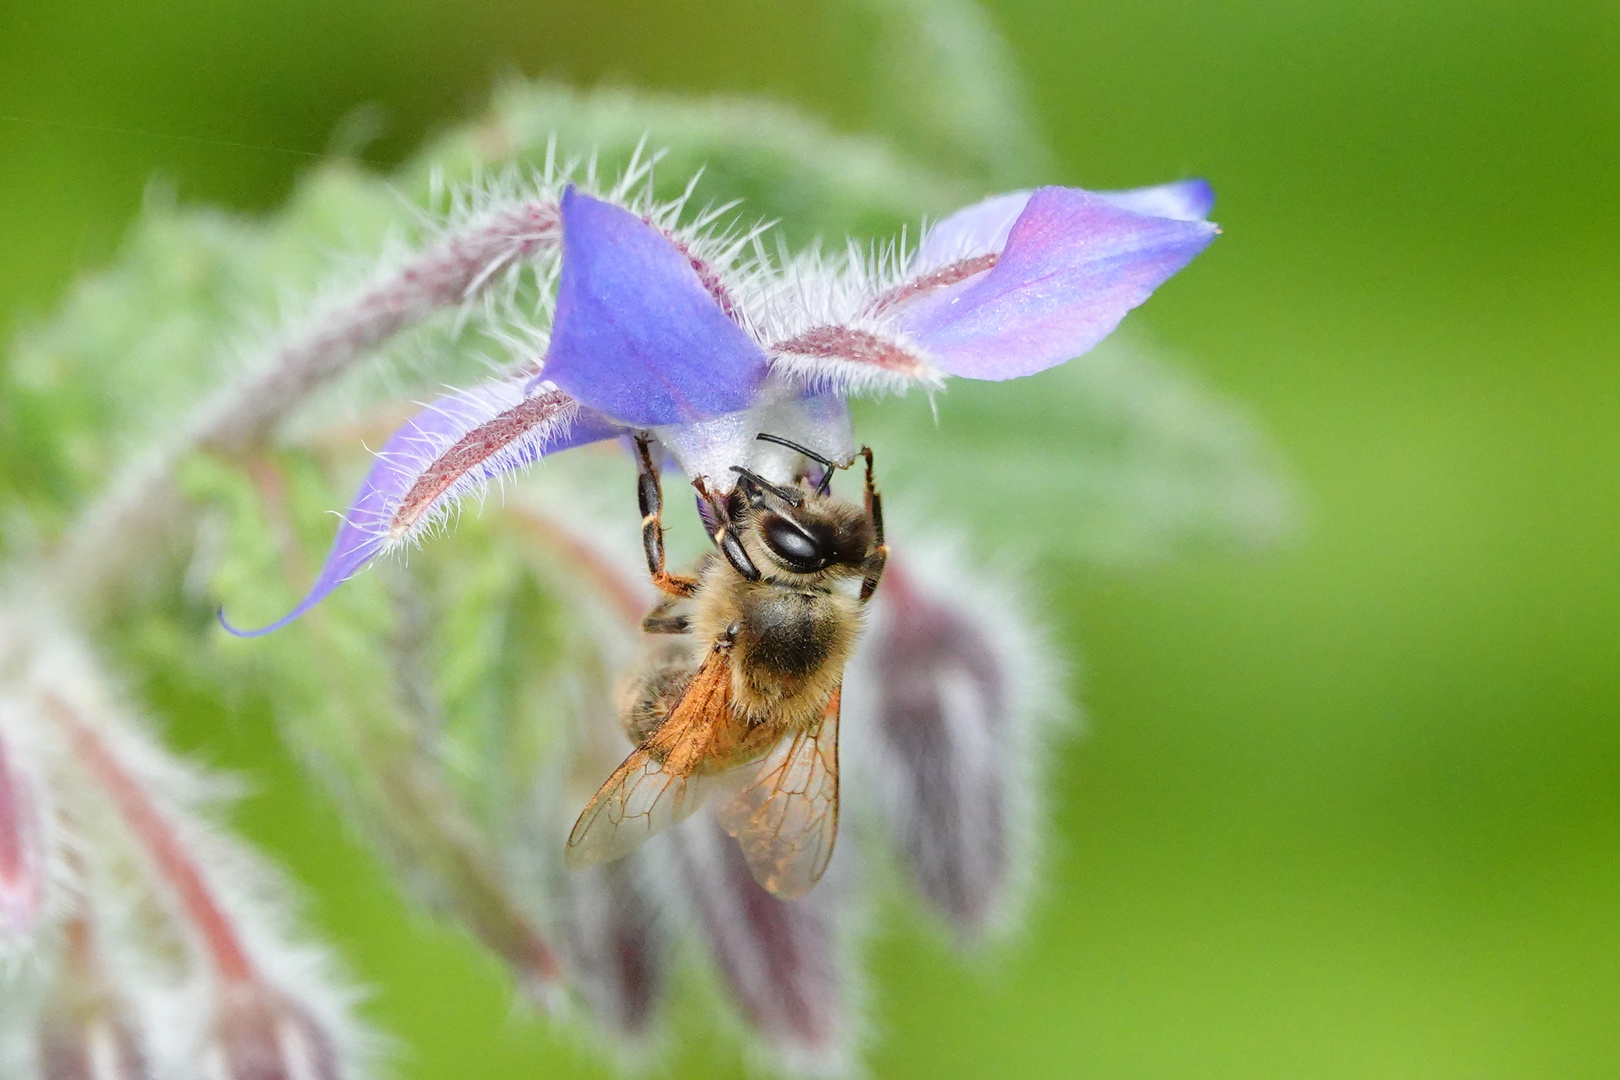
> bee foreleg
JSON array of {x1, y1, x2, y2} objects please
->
[
  {"x1": 692, "y1": 476, "x2": 762, "y2": 582},
  {"x1": 635, "y1": 434, "x2": 700, "y2": 598},
  {"x1": 859, "y1": 446, "x2": 888, "y2": 603}
]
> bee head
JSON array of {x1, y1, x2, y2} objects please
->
[{"x1": 727, "y1": 467, "x2": 874, "y2": 581}]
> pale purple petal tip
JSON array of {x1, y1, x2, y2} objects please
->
[
  {"x1": 1097, "y1": 177, "x2": 1216, "y2": 221},
  {"x1": 541, "y1": 187, "x2": 769, "y2": 427},
  {"x1": 220, "y1": 380, "x2": 622, "y2": 637},
  {"x1": 900, "y1": 185, "x2": 1218, "y2": 381},
  {"x1": 914, "y1": 189, "x2": 1033, "y2": 273}
]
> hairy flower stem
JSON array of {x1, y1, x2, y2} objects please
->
[
  {"x1": 43, "y1": 692, "x2": 257, "y2": 984},
  {"x1": 370, "y1": 757, "x2": 565, "y2": 991},
  {"x1": 53, "y1": 199, "x2": 563, "y2": 611}
]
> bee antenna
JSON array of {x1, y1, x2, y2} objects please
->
[
  {"x1": 730, "y1": 466, "x2": 804, "y2": 507},
  {"x1": 755, "y1": 431, "x2": 838, "y2": 471}
]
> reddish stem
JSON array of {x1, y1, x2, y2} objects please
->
[
  {"x1": 206, "y1": 201, "x2": 561, "y2": 455},
  {"x1": 44, "y1": 694, "x2": 256, "y2": 984}
]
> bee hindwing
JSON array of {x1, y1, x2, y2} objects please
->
[
  {"x1": 715, "y1": 687, "x2": 842, "y2": 900},
  {"x1": 566, "y1": 646, "x2": 736, "y2": 868}
]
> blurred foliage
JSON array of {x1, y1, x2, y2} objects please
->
[{"x1": 1, "y1": 0, "x2": 1617, "y2": 1077}]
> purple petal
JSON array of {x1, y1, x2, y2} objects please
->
[
  {"x1": 559, "y1": 857, "x2": 667, "y2": 1037},
  {"x1": 898, "y1": 186, "x2": 1218, "y2": 380},
  {"x1": 221, "y1": 378, "x2": 622, "y2": 636},
  {"x1": 913, "y1": 190, "x2": 1032, "y2": 274},
  {"x1": 1096, "y1": 178, "x2": 1216, "y2": 222},
  {"x1": 0, "y1": 727, "x2": 43, "y2": 935},
  {"x1": 671, "y1": 816, "x2": 850, "y2": 1065},
  {"x1": 540, "y1": 188, "x2": 769, "y2": 427}
]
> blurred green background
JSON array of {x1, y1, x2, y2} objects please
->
[{"x1": 3, "y1": 0, "x2": 1617, "y2": 1077}]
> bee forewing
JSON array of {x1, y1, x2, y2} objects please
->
[
  {"x1": 565, "y1": 748, "x2": 717, "y2": 869},
  {"x1": 715, "y1": 689, "x2": 841, "y2": 900},
  {"x1": 567, "y1": 644, "x2": 735, "y2": 868}
]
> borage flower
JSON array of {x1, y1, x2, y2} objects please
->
[
  {"x1": 225, "y1": 177, "x2": 1216, "y2": 632},
  {"x1": 219, "y1": 172, "x2": 1216, "y2": 1070}
]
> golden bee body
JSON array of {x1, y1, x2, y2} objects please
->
[{"x1": 566, "y1": 438, "x2": 887, "y2": 899}]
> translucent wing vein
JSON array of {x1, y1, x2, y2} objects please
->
[
  {"x1": 715, "y1": 689, "x2": 841, "y2": 900},
  {"x1": 566, "y1": 647, "x2": 735, "y2": 867}
]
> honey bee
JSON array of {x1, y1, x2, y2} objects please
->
[{"x1": 565, "y1": 432, "x2": 887, "y2": 899}]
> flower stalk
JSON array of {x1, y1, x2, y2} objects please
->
[
  {"x1": 45, "y1": 693, "x2": 257, "y2": 985},
  {"x1": 52, "y1": 195, "x2": 567, "y2": 613}
]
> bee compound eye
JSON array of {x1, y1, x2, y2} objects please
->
[{"x1": 759, "y1": 513, "x2": 832, "y2": 572}]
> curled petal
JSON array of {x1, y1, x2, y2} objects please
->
[
  {"x1": 898, "y1": 186, "x2": 1218, "y2": 380},
  {"x1": 559, "y1": 857, "x2": 667, "y2": 1038},
  {"x1": 541, "y1": 187, "x2": 769, "y2": 427},
  {"x1": 913, "y1": 190, "x2": 1032, "y2": 275},
  {"x1": 670, "y1": 816, "x2": 852, "y2": 1069},
  {"x1": 0, "y1": 719, "x2": 44, "y2": 938},
  {"x1": 221, "y1": 378, "x2": 621, "y2": 636}
]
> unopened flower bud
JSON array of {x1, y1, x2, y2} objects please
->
[
  {"x1": 38, "y1": 1009, "x2": 149, "y2": 1080},
  {"x1": 38, "y1": 991, "x2": 150, "y2": 1080},
  {"x1": 671, "y1": 816, "x2": 850, "y2": 1068},
  {"x1": 37, "y1": 919, "x2": 151, "y2": 1080},
  {"x1": 855, "y1": 556, "x2": 1053, "y2": 937},
  {"x1": 559, "y1": 857, "x2": 666, "y2": 1037},
  {"x1": 204, "y1": 982, "x2": 342, "y2": 1080}
]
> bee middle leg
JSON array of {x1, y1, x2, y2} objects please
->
[{"x1": 640, "y1": 593, "x2": 691, "y2": 635}]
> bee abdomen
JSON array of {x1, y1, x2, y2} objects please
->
[{"x1": 622, "y1": 654, "x2": 693, "y2": 745}]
